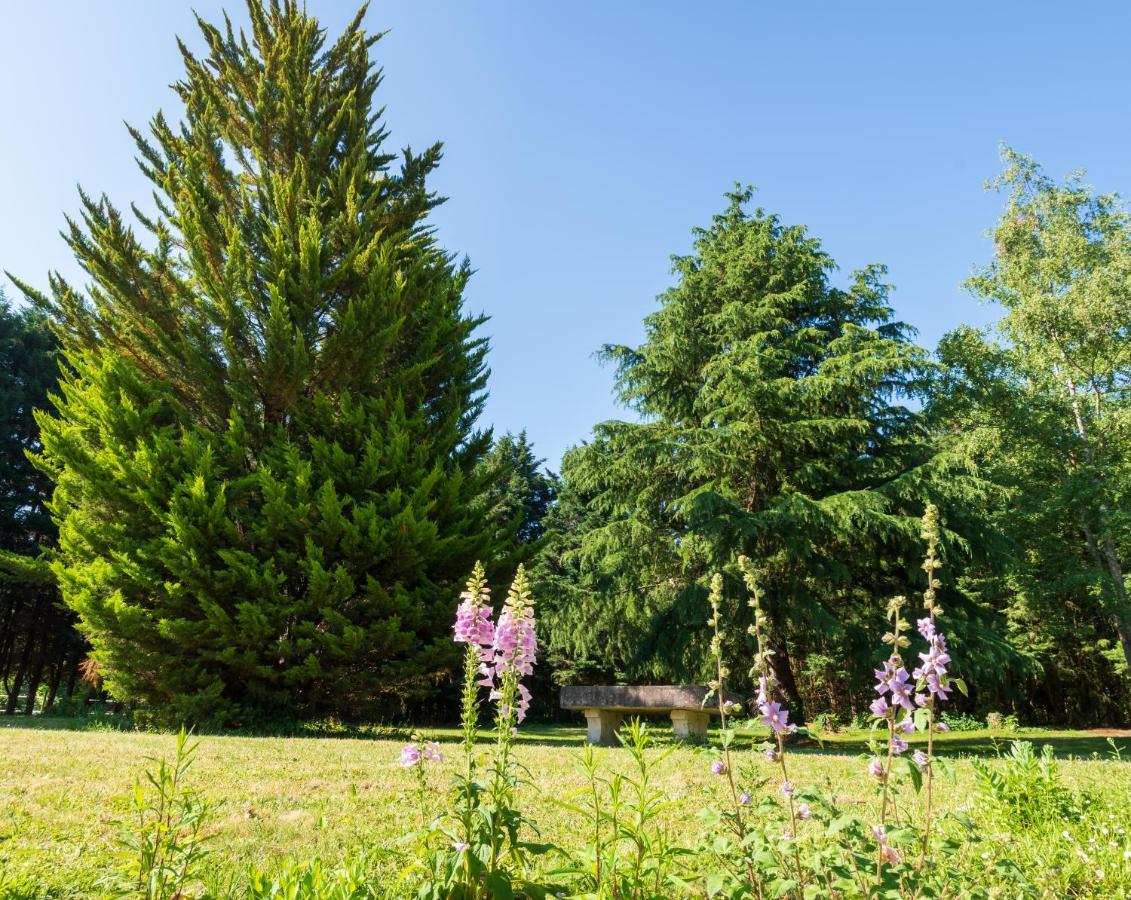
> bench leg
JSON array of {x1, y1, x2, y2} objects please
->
[
  {"x1": 670, "y1": 709, "x2": 710, "y2": 740},
  {"x1": 582, "y1": 708, "x2": 624, "y2": 746}
]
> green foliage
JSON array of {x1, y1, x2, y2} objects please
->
[
  {"x1": 555, "y1": 719, "x2": 688, "y2": 898},
  {"x1": 247, "y1": 856, "x2": 377, "y2": 899},
  {"x1": 939, "y1": 712, "x2": 984, "y2": 733},
  {"x1": 541, "y1": 188, "x2": 993, "y2": 716},
  {"x1": 0, "y1": 294, "x2": 85, "y2": 717},
  {"x1": 930, "y1": 146, "x2": 1131, "y2": 724},
  {"x1": 103, "y1": 727, "x2": 210, "y2": 899},
  {"x1": 18, "y1": 1, "x2": 511, "y2": 725},
  {"x1": 971, "y1": 741, "x2": 1074, "y2": 828}
]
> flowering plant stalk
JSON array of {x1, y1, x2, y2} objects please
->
[
  {"x1": 401, "y1": 563, "x2": 552, "y2": 899},
  {"x1": 913, "y1": 504, "x2": 966, "y2": 866},
  {"x1": 739, "y1": 556, "x2": 803, "y2": 884},
  {"x1": 484, "y1": 565, "x2": 537, "y2": 873},
  {"x1": 865, "y1": 504, "x2": 967, "y2": 886},
  {"x1": 868, "y1": 594, "x2": 914, "y2": 870},
  {"x1": 704, "y1": 572, "x2": 757, "y2": 887}
]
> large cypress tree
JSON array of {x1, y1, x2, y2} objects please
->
[
  {"x1": 14, "y1": 2, "x2": 502, "y2": 725},
  {"x1": 543, "y1": 190, "x2": 994, "y2": 716}
]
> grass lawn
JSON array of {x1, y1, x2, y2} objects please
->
[{"x1": 1, "y1": 717, "x2": 1129, "y2": 896}]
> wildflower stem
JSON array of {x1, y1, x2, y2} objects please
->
[
  {"x1": 919, "y1": 504, "x2": 943, "y2": 869},
  {"x1": 706, "y1": 573, "x2": 757, "y2": 889}
]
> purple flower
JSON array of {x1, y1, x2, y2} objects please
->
[
  {"x1": 488, "y1": 584, "x2": 539, "y2": 722},
  {"x1": 898, "y1": 715, "x2": 916, "y2": 735},
  {"x1": 871, "y1": 823, "x2": 901, "y2": 864},
  {"x1": 890, "y1": 737, "x2": 908, "y2": 755},
  {"x1": 870, "y1": 696, "x2": 890, "y2": 718},
  {"x1": 711, "y1": 759, "x2": 728, "y2": 776},
  {"x1": 760, "y1": 700, "x2": 796, "y2": 735},
  {"x1": 400, "y1": 743, "x2": 422, "y2": 767},
  {"x1": 917, "y1": 617, "x2": 935, "y2": 640},
  {"x1": 868, "y1": 757, "x2": 885, "y2": 781},
  {"x1": 739, "y1": 792, "x2": 752, "y2": 806},
  {"x1": 935, "y1": 721, "x2": 950, "y2": 733},
  {"x1": 763, "y1": 747, "x2": 779, "y2": 763},
  {"x1": 797, "y1": 802, "x2": 811, "y2": 820},
  {"x1": 756, "y1": 675, "x2": 771, "y2": 706},
  {"x1": 913, "y1": 749, "x2": 929, "y2": 770},
  {"x1": 780, "y1": 780, "x2": 793, "y2": 797},
  {"x1": 453, "y1": 841, "x2": 469, "y2": 853},
  {"x1": 422, "y1": 741, "x2": 443, "y2": 763}
]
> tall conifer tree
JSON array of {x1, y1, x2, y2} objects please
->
[
  {"x1": 544, "y1": 190, "x2": 990, "y2": 714},
  {"x1": 15, "y1": 2, "x2": 501, "y2": 724}
]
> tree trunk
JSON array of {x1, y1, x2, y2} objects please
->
[
  {"x1": 770, "y1": 642, "x2": 805, "y2": 723},
  {"x1": 22, "y1": 623, "x2": 48, "y2": 716},
  {"x1": 1060, "y1": 362, "x2": 1131, "y2": 671},
  {"x1": 44, "y1": 655, "x2": 65, "y2": 712},
  {"x1": 4, "y1": 631, "x2": 32, "y2": 715}
]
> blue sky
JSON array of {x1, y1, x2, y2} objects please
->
[{"x1": 2, "y1": 2, "x2": 1129, "y2": 468}]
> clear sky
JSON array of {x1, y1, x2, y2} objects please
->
[{"x1": 2, "y1": 2, "x2": 1130, "y2": 468}]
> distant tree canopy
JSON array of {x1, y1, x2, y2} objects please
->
[
  {"x1": 538, "y1": 189, "x2": 1003, "y2": 719},
  {"x1": 928, "y1": 148, "x2": 1131, "y2": 724},
  {"x1": 0, "y1": 294, "x2": 85, "y2": 715},
  {"x1": 16, "y1": 1, "x2": 522, "y2": 726}
]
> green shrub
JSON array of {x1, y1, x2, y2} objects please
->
[{"x1": 971, "y1": 740, "x2": 1074, "y2": 827}]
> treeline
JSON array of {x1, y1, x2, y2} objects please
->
[
  {"x1": 2, "y1": 1, "x2": 1129, "y2": 728},
  {"x1": 0, "y1": 298, "x2": 87, "y2": 714}
]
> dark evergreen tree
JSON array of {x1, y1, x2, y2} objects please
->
[
  {"x1": 542, "y1": 190, "x2": 996, "y2": 718},
  {"x1": 478, "y1": 431, "x2": 557, "y2": 549},
  {"x1": 13, "y1": 2, "x2": 507, "y2": 725},
  {"x1": 0, "y1": 293, "x2": 85, "y2": 714}
]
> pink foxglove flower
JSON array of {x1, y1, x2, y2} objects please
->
[{"x1": 488, "y1": 569, "x2": 539, "y2": 722}]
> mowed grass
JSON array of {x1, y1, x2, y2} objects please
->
[{"x1": 1, "y1": 718, "x2": 1129, "y2": 896}]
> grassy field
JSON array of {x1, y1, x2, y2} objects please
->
[{"x1": 1, "y1": 718, "x2": 1129, "y2": 896}]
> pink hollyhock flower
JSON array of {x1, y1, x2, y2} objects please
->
[
  {"x1": 422, "y1": 741, "x2": 443, "y2": 763},
  {"x1": 400, "y1": 743, "x2": 422, "y2": 767}
]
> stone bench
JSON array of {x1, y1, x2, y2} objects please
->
[{"x1": 560, "y1": 684, "x2": 737, "y2": 745}]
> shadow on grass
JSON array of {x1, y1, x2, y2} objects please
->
[{"x1": 3, "y1": 714, "x2": 1126, "y2": 759}]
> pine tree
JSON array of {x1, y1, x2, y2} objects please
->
[
  {"x1": 478, "y1": 431, "x2": 558, "y2": 549},
  {"x1": 13, "y1": 2, "x2": 504, "y2": 725},
  {"x1": 544, "y1": 190, "x2": 990, "y2": 716}
]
